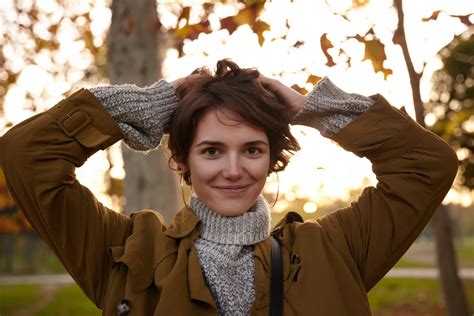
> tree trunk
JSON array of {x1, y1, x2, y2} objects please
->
[
  {"x1": 393, "y1": 1, "x2": 470, "y2": 315},
  {"x1": 108, "y1": 0, "x2": 181, "y2": 225},
  {"x1": 431, "y1": 204, "x2": 470, "y2": 315}
]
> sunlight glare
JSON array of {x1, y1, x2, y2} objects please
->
[
  {"x1": 424, "y1": 113, "x2": 437, "y2": 126},
  {"x1": 303, "y1": 202, "x2": 318, "y2": 214},
  {"x1": 273, "y1": 200, "x2": 288, "y2": 214}
]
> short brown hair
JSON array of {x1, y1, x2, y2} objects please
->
[{"x1": 168, "y1": 59, "x2": 300, "y2": 183}]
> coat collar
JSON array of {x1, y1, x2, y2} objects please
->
[
  {"x1": 110, "y1": 211, "x2": 169, "y2": 292},
  {"x1": 110, "y1": 207, "x2": 202, "y2": 293},
  {"x1": 168, "y1": 207, "x2": 215, "y2": 306},
  {"x1": 187, "y1": 245, "x2": 216, "y2": 307},
  {"x1": 164, "y1": 206, "x2": 201, "y2": 239}
]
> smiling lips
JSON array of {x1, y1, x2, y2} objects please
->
[{"x1": 214, "y1": 185, "x2": 251, "y2": 195}]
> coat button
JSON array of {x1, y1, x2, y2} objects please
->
[
  {"x1": 291, "y1": 254, "x2": 300, "y2": 264},
  {"x1": 117, "y1": 299, "x2": 131, "y2": 316}
]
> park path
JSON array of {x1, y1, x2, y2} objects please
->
[
  {"x1": 8, "y1": 283, "x2": 65, "y2": 316},
  {"x1": 0, "y1": 274, "x2": 74, "y2": 285},
  {"x1": 1, "y1": 267, "x2": 474, "y2": 285}
]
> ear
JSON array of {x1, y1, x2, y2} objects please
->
[{"x1": 174, "y1": 158, "x2": 188, "y2": 174}]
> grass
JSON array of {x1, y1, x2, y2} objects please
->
[
  {"x1": 368, "y1": 277, "x2": 474, "y2": 315},
  {"x1": 36, "y1": 284, "x2": 101, "y2": 316},
  {"x1": 0, "y1": 284, "x2": 100, "y2": 316},
  {"x1": 0, "y1": 284, "x2": 42, "y2": 315},
  {"x1": 455, "y1": 237, "x2": 474, "y2": 266},
  {"x1": 394, "y1": 258, "x2": 434, "y2": 268}
]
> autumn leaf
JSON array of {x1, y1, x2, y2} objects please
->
[
  {"x1": 203, "y1": 2, "x2": 214, "y2": 13},
  {"x1": 173, "y1": 6, "x2": 217, "y2": 41},
  {"x1": 178, "y1": 6, "x2": 191, "y2": 24},
  {"x1": 220, "y1": 16, "x2": 239, "y2": 34},
  {"x1": 291, "y1": 84, "x2": 307, "y2": 95},
  {"x1": 320, "y1": 33, "x2": 336, "y2": 67},
  {"x1": 422, "y1": 10, "x2": 441, "y2": 22},
  {"x1": 176, "y1": 20, "x2": 212, "y2": 40},
  {"x1": 342, "y1": 29, "x2": 389, "y2": 76},
  {"x1": 454, "y1": 14, "x2": 474, "y2": 27},
  {"x1": 242, "y1": 0, "x2": 267, "y2": 7},
  {"x1": 252, "y1": 20, "x2": 270, "y2": 45},
  {"x1": 392, "y1": 28, "x2": 404, "y2": 46},
  {"x1": 360, "y1": 38, "x2": 392, "y2": 78},
  {"x1": 220, "y1": 4, "x2": 269, "y2": 46},
  {"x1": 294, "y1": 41, "x2": 305, "y2": 48},
  {"x1": 352, "y1": 0, "x2": 369, "y2": 8},
  {"x1": 234, "y1": 6, "x2": 258, "y2": 25},
  {"x1": 307, "y1": 74, "x2": 322, "y2": 85},
  {"x1": 47, "y1": 24, "x2": 59, "y2": 34}
]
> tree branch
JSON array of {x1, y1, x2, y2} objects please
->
[{"x1": 393, "y1": 0, "x2": 424, "y2": 125}]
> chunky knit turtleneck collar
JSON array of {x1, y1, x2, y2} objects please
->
[{"x1": 190, "y1": 195, "x2": 271, "y2": 246}]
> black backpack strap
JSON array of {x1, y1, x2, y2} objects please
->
[
  {"x1": 270, "y1": 236, "x2": 283, "y2": 316},
  {"x1": 270, "y1": 211, "x2": 303, "y2": 316}
]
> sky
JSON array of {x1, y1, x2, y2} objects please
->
[{"x1": 1, "y1": 0, "x2": 473, "y2": 212}]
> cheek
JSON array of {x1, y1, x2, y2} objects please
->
[
  {"x1": 188, "y1": 158, "x2": 219, "y2": 183},
  {"x1": 248, "y1": 157, "x2": 271, "y2": 181}
]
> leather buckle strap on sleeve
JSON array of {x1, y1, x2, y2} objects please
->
[
  {"x1": 49, "y1": 101, "x2": 109, "y2": 149},
  {"x1": 47, "y1": 90, "x2": 118, "y2": 149},
  {"x1": 58, "y1": 109, "x2": 91, "y2": 137}
]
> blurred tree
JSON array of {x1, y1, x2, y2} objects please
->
[
  {"x1": 0, "y1": 0, "x2": 107, "y2": 128},
  {"x1": 425, "y1": 30, "x2": 474, "y2": 315},
  {"x1": 392, "y1": 2, "x2": 471, "y2": 314},
  {"x1": 427, "y1": 32, "x2": 474, "y2": 189},
  {"x1": 107, "y1": 0, "x2": 181, "y2": 224}
]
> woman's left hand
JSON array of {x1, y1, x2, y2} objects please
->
[{"x1": 259, "y1": 76, "x2": 307, "y2": 118}]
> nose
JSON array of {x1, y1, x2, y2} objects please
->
[{"x1": 222, "y1": 155, "x2": 243, "y2": 180}]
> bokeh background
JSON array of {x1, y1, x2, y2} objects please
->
[{"x1": 0, "y1": 0, "x2": 473, "y2": 315}]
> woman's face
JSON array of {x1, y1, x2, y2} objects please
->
[{"x1": 184, "y1": 108, "x2": 270, "y2": 216}]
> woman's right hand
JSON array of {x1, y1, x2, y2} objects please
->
[{"x1": 259, "y1": 75, "x2": 307, "y2": 118}]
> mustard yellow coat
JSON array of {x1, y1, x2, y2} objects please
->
[{"x1": 0, "y1": 89, "x2": 457, "y2": 315}]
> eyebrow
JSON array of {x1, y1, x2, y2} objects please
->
[{"x1": 195, "y1": 140, "x2": 269, "y2": 147}]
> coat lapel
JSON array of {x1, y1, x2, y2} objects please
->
[
  {"x1": 166, "y1": 207, "x2": 216, "y2": 307},
  {"x1": 110, "y1": 211, "x2": 167, "y2": 292},
  {"x1": 164, "y1": 206, "x2": 200, "y2": 239},
  {"x1": 187, "y1": 245, "x2": 216, "y2": 307},
  {"x1": 253, "y1": 239, "x2": 271, "y2": 309}
]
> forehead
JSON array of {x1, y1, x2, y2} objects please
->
[{"x1": 193, "y1": 109, "x2": 267, "y2": 143}]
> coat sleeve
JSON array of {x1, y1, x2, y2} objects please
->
[
  {"x1": 315, "y1": 94, "x2": 458, "y2": 291},
  {"x1": 0, "y1": 89, "x2": 131, "y2": 307}
]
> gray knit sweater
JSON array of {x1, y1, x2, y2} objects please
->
[{"x1": 89, "y1": 77, "x2": 374, "y2": 315}]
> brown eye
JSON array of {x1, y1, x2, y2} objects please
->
[
  {"x1": 204, "y1": 148, "x2": 218, "y2": 156},
  {"x1": 247, "y1": 147, "x2": 260, "y2": 156}
]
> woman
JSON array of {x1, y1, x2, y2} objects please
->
[{"x1": 0, "y1": 60, "x2": 457, "y2": 315}]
